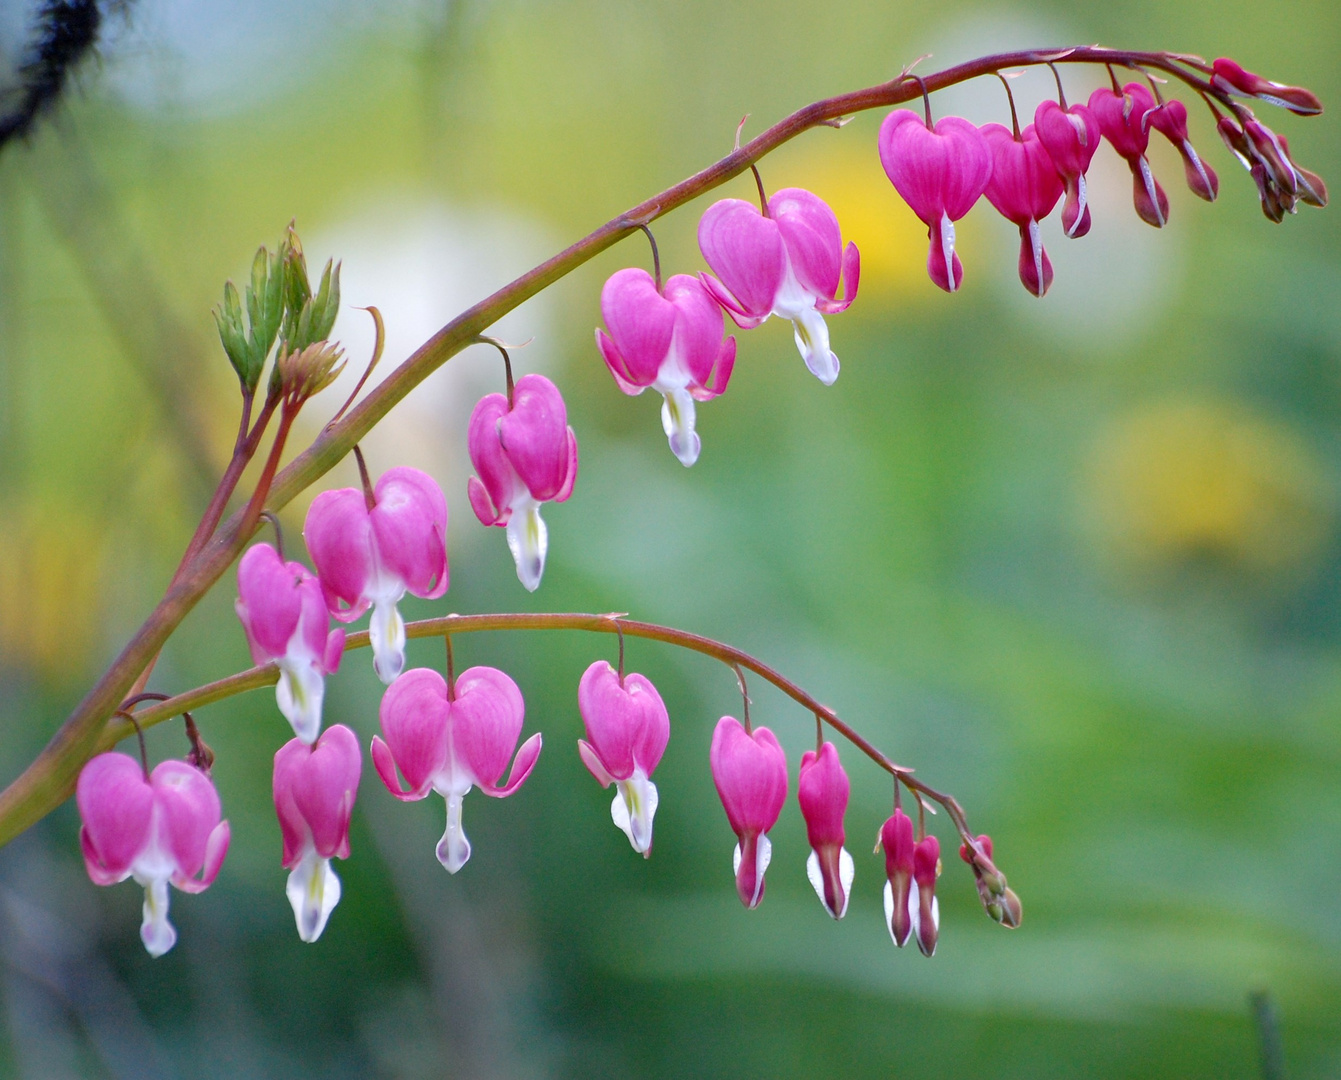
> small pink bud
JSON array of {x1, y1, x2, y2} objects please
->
[
  {"x1": 878, "y1": 110, "x2": 993, "y2": 292},
  {"x1": 709, "y1": 716, "x2": 788, "y2": 909},
  {"x1": 960, "y1": 832, "x2": 1022, "y2": 927},
  {"x1": 577, "y1": 660, "x2": 670, "y2": 855},
  {"x1": 912, "y1": 834, "x2": 941, "y2": 957},
  {"x1": 1211, "y1": 58, "x2": 1322, "y2": 116},
  {"x1": 467, "y1": 374, "x2": 578, "y2": 592},
  {"x1": 372, "y1": 666, "x2": 542, "y2": 873},
  {"x1": 797, "y1": 742, "x2": 852, "y2": 919},
  {"x1": 980, "y1": 123, "x2": 1064, "y2": 297},
  {"x1": 78, "y1": 752, "x2": 230, "y2": 957},
  {"x1": 596, "y1": 270, "x2": 735, "y2": 467},
  {"x1": 1033, "y1": 100, "x2": 1100, "y2": 238},
  {"x1": 304, "y1": 467, "x2": 448, "y2": 684},
  {"x1": 235, "y1": 543, "x2": 345, "y2": 744},
  {"x1": 697, "y1": 187, "x2": 859, "y2": 386},
  {"x1": 1089, "y1": 84, "x2": 1169, "y2": 228},
  {"x1": 878, "y1": 808, "x2": 915, "y2": 947},
  {"x1": 273, "y1": 724, "x2": 362, "y2": 942}
]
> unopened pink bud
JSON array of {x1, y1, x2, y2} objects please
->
[
  {"x1": 980, "y1": 123, "x2": 1063, "y2": 297},
  {"x1": 1148, "y1": 100, "x2": 1218, "y2": 202},
  {"x1": 709, "y1": 716, "x2": 787, "y2": 909},
  {"x1": 797, "y1": 742, "x2": 852, "y2": 919},
  {"x1": 1034, "y1": 100, "x2": 1100, "y2": 238},
  {"x1": 879, "y1": 808, "x2": 915, "y2": 947},
  {"x1": 912, "y1": 834, "x2": 941, "y2": 957},
  {"x1": 1211, "y1": 58, "x2": 1322, "y2": 116},
  {"x1": 1089, "y1": 84, "x2": 1169, "y2": 228}
]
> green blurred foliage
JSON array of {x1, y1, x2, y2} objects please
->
[{"x1": 0, "y1": 0, "x2": 1339, "y2": 1076}]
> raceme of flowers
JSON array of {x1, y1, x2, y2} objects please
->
[{"x1": 75, "y1": 53, "x2": 1318, "y2": 957}]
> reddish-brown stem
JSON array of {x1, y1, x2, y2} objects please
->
[
  {"x1": 238, "y1": 405, "x2": 297, "y2": 538},
  {"x1": 353, "y1": 445, "x2": 376, "y2": 510}
]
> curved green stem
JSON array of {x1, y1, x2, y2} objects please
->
[{"x1": 0, "y1": 47, "x2": 1250, "y2": 847}]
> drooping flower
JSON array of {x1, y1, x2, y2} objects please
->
[
  {"x1": 980, "y1": 122, "x2": 1065, "y2": 296},
  {"x1": 878, "y1": 109, "x2": 993, "y2": 292},
  {"x1": 709, "y1": 716, "x2": 788, "y2": 909},
  {"x1": 273, "y1": 724, "x2": 362, "y2": 943},
  {"x1": 1088, "y1": 83, "x2": 1169, "y2": 227},
  {"x1": 796, "y1": 741, "x2": 853, "y2": 919},
  {"x1": 235, "y1": 543, "x2": 346, "y2": 744},
  {"x1": 1147, "y1": 99, "x2": 1219, "y2": 202},
  {"x1": 1210, "y1": 58, "x2": 1322, "y2": 116},
  {"x1": 77, "y1": 753, "x2": 230, "y2": 957},
  {"x1": 371, "y1": 665, "x2": 542, "y2": 873},
  {"x1": 304, "y1": 467, "x2": 448, "y2": 685},
  {"x1": 696, "y1": 188, "x2": 858, "y2": 386},
  {"x1": 596, "y1": 270, "x2": 735, "y2": 467},
  {"x1": 878, "y1": 807, "x2": 915, "y2": 947},
  {"x1": 1033, "y1": 99, "x2": 1101, "y2": 238},
  {"x1": 467, "y1": 374, "x2": 578, "y2": 592},
  {"x1": 576, "y1": 659, "x2": 670, "y2": 855},
  {"x1": 912, "y1": 833, "x2": 941, "y2": 957}
]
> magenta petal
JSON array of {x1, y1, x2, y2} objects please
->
[
  {"x1": 378, "y1": 668, "x2": 450, "y2": 795},
  {"x1": 371, "y1": 467, "x2": 449, "y2": 600},
  {"x1": 235, "y1": 544, "x2": 304, "y2": 661},
  {"x1": 553, "y1": 428, "x2": 578, "y2": 504},
  {"x1": 467, "y1": 393, "x2": 517, "y2": 520},
  {"x1": 770, "y1": 187, "x2": 843, "y2": 301},
  {"x1": 371, "y1": 735, "x2": 430, "y2": 801},
  {"x1": 77, "y1": 752, "x2": 153, "y2": 881},
  {"x1": 599, "y1": 268, "x2": 676, "y2": 386},
  {"x1": 323, "y1": 629, "x2": 345, "y2": 675},
  {"x1": 151, "y1": 760, "x2": 223, "y2": 880},
  {"x1": 797, "y1": 742, "x2": 848, "y2": 849},
  {"x1": 467, "y1": 475, "x2": 504, "y2": 527},
  {"x1": 303, "y1": 488, "x2": 374, "y2": 620},
  {"x1": 880, "y1": 111, "x2": 992, "y2": 225},
  {"x1": 982, "y1": 123, "x2": 1063, "y2": 227},
  {"x1": 480, "y1": 731, "x2": 542, "y2": 797},
  {"x1": 450, "y1": 665, "x2": 526, "y2": 789},
  {"x1": 596, "y1": 328, "x2": 647, "y2": 395},
  {"x1": 499, "y1": 374, "x2": 573, "y2": 502},
  {"x1": 275, "y1": 724, "x2": 362, "y2": 864},
  {"x1": 663, "y1": 274, "x2": 727, "y2": 389},
  {"x1": 697, "y1": 198, "x2": 784, "y2": 318},
  {"x1": 690, "y1": 335, "x2": 736, "y2": 401},
  {"x1": 817, "y1": 241, "x2": 860, "y2": 314},
  {"x1": 577, "y1": 739, "x2": 616, "y2": 787},
  {"x1": 577, "y1": 661, "x2": 670, "y2": 781},
  {"x1": 709, "y1": 716, "x2": 788, "y2": 836},
  {"x1": 294, "y1": 570, "x2": 333, "y2": 664},
  {"x1": 174, "y1": 820, "x2": 230, "y2": 894},
  {"x1": 1033, "y1": 100, "x2": 1100, "y2": 179},
  {"x1": 1089, "y1": 84, "x2": 1156, "y2": 161},
  {"x1": 698, "y1": 272, "x2": 764, "y2": 329}
]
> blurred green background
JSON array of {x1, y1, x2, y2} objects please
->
[{"x1": 0, "y1": 0, "x2": 1338, "y2": 1076}]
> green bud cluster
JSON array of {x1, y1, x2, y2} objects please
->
[{"x1": 213, "y1": 225, "x2": 342, "y2": 396}]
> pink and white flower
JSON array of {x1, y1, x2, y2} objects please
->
[
  {"x1": 1033, "y1": 99, "x2": 1101, "y2": 238},
  {"x1": 1089, "y1": 83, "x2": 1169, "y2": 228},
  {"x1": 1210, "y1": 58, "x2": 1322, "y2": 116},
  {"x1": 78, "y1": 752, "x2": 230, "y2": 957},
  {"x1": 796, "y1": 741, "x2": 853, "y2": 919},
  {"x1": 980, "y1": 121, "x2": 1065, "y2": 297},
  {"x1": 1147, "y1": 99, "x2": 1218, "y2": 203},
  {"x1": 878, "y1": 807, "x2": 915, "y2": 947},
  {"x1": 878, "y1": 110, "x2": 993, "y2": 292},
  {"x1": 372, "y1": 666, "x2": 542, "y2": 873},
  {"x1": 467, "y1": 375, "x2": 578, "y2": 592},
  {"x1": 235, "y1": 543, "x2": 346, "y2": 744},
  {"x1": 912, "y1": 833, "x2": 941, "y2": 956},
  {"x1": 596, "y1": 269, "x2": 735, "y2": 467},
  {"x1": 576, "y1": 659, "x2": 670, "y2": 855},
  {"x1": 696, "y1": 188, "x2": 858, "y2": 386},
  {"x1": 709, "y1": 716, "x2": 788, "y2": 909},
  {"x1": 273, "y1": 724, "x2": 362, "y2": 942},
  {"x1": 304, "y1": 466, "x2": 448, "y2": 685}
]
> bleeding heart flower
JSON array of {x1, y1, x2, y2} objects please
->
[
  {"x1": 235, "y1": 543, "x2": 346, "y2": 744},
  {"x1": 697, "y1": 187, "x2": 858, "y2": 386},
  {"x1": 304, "y1": 467, "x2": 448, "y2": 685},
  {"x1": 980, "y1": 122, "x2": 1065, "y2": 296},
  {"x1": 371, "y1": 665, "x2": 542, "y2": 873},
  {"x1": 273, "y1": 723, "x2": 362, "y2": 942},
  {"x1": 78, "y1": 752, "x2": 230, "y2": 957},
  {"x1": 1089, "y1": 83, "x2": 1169, "y2": 228},
  {"x1": 467, "y1": 374, "x2": 578, "y2": 592},
  {"x1": 596, "y1": 270, "x2": 735, "y2": 467},
  {"x1": 1211, "y1": 58, "x2": 1322, "y2": 116},
  {"x1": 1033, "y1": 99, "x2": 1101, "y2": 238},
  {"x1": 878, "y1": 807, "x2": 915, "y2": 947},
  {"x1": 1147, "y1": 99, "x2": 1219, "y2": 202},
  {"x1": 878, "y1": 109, "x2": 993, "y2": 291},
  {"x1": 709, "y1": 716, "x2": 788, "y2": 909},
  {"x1": 796, "y1": 741, "x2": 853, "y2": 919},
  {"x1": 576, "y1": 660, "x2": 670, "y2": 855}
]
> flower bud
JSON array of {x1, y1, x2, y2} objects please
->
[
  {"x1": 709, "y1": 717, "x2": 787, "y2": 909},
  {"x1": 912, "y1": 835, "x2": 941, "y2": 957},
  {"x1": 1211, "y1": 58, "x2": 1322, "y2": 116},
  {"x1": 878, "y1": 808, "x2": 915, "y2": 947},
  {"x1": 796, "y1": 742, "x2": 852, "y2": 919}
]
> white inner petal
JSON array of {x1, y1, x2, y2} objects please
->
[
  {"x1": 436, "y1": 792, "x2": 472, "y2": 873},
  {"x1": 883, "y1": 879, "x2": 898, "y2": 945},
  {"x1": 370, "y1": 596, "x2": 407, "y2": 685},
  {"x1": 505, "y1": 497, "x2": 547, "y2": 593},
  {"x1": 658, "y1": 387, "x2": 700, "y2": 468},
  {"x1": 276, "y1": 656, "x2": 325, "y2": 745},
  {"x1": 610, "y1": 772, "x2": 659, "y2": 855},
  {"x1": 940, "y1": 212, "x2": 958, "y2": 292},
  {"x1": 1068, "y1": 172, "x2": 1089, "y2": 238},
  {"x1": 771, "y1": 254, "x2": 839, "y2": 386},
  {"x1": 1137, "y1": 155, "x2": 1166, "y2": 225},
  {"x1": 286, "y1": 846, "x2": 342, "y2": 943},
  {"x1": 139, "y1": 876, "x2": 176, "y2": 958}
]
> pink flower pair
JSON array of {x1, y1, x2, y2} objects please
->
[
  {"x1": 878, "y1": 806, "x2": 941, "y2": 956},
  {"x1": 372, "y1": 665, "x2": 542, "y2": 872},
  {"x1": 77, "y1": 754, "x2": 230, "y2": 957}
]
